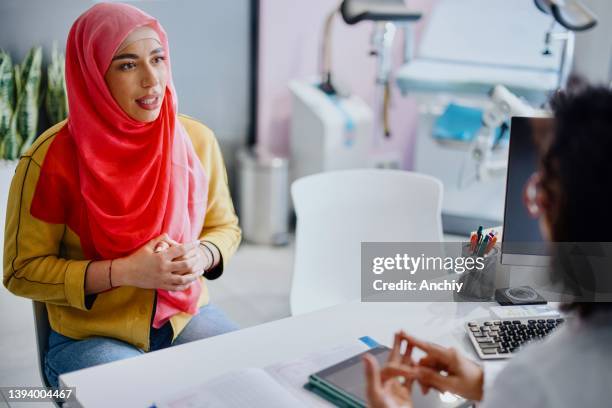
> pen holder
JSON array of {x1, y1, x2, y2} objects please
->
[{"x1": 454, "y1": 243, "x2": 499, "y2": 301}]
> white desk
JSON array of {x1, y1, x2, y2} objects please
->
[{"x1": 60, "y1": 301, "x2": 508, "y2": 407}]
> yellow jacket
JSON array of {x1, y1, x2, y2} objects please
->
[{"x1": 3, "y1": 115, "x2": 241, "y2": 351}]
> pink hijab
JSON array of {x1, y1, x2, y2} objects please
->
[{"x1": 31, "y1": 3, "x2": 207, "y2": 329}]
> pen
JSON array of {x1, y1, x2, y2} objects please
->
[
  {"x1": 473, "y1": 226, "x2": 484, "y2": 255},
  {"x1": 470, "y1": 233, "x2": 478, "y2": 253},
  {"x1": 478, "y1": 235, "x2": 489, "y2": 257},
  {"x1": 486, "y1": 236, "x2": 497, "y2": 254}
]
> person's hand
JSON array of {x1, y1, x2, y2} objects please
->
[
  {"x1": 401, "y1": 333, "x2": 484, "y2": 401},
  {"x1": 154, "y1": 238, "x2": 212, "y2": 276},
  {"x1": 113, "y1": 233, "x2": 204, "y2": 291},
  {"x1": 363, "y1": 332, "x2": 416, "y2": 408}
]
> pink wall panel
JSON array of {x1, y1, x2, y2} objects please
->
[{"x1": 257, "y1": 0, "x2": 437, "y2": 169}]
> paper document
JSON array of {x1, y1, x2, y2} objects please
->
[
  {"x1": 490, "y1": 304, "x2": 560, "y2": 319},
  {"x1": 155, "y1": 340, "x2": 370, "y2": 408},
  {"x1": 266, "y1": 341, "x2": 369, "y2": 406},
  {"x1": 156, "y1": 368, "x2": 301, "y2": 408}
]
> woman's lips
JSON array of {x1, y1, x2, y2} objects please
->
[{"x1": 135, "y1": 95, "x2": 161, "y2": 111}]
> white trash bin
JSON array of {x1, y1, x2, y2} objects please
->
[{"x1": 236, "y1": 148, "x2": 289, "y2": 245}]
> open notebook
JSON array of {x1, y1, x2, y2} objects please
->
[{"x1": 155, "y1": 340, "x2": 371, "y2": 408}]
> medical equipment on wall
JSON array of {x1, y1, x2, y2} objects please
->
[
  {"x1": 467, "y1": 0, "x2": 599, "y2": 182},
  {"x1": 289, "y1": 81, "x2": 374, "y2": 183},
  {"x1": 339, "y1": 0, "x2": 421, "y2": 144},
  {"x1": 466, "y1": 85, "x2": 540, "y2": 183},
  {"x1": 394, "y1": 0, "x2": 597, "y2": 234},
  {"x1": 467, "y1": 1, "x2": 598, "y2": 185},
  {"x1": 535, "y1": 0, "x2": 598, "y2": 88},
  {"x1": 289, "y1": 1, "x2": 421, "y2": 183},
  {"x1": 534, "y1": 0, "x2": 597, "y2": 32}
]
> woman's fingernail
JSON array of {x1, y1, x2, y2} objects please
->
[{"x1": 154, "y1": 242, "x2": 170, "y2": 253}]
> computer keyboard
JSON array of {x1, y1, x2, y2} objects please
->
[{"x1": 466, "y1": 318, "x2": 565, "y2": 360}]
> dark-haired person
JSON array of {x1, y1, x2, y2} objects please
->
[
  {"x1": 364, "y1": 85, "x2": 612, "y2": 408},
  {"x1": 3, "y1": 3, "x2": 240, "y2": 388}
]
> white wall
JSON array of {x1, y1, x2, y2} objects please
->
[
  {"x1": 0, "y1": 0, "x2": 251, "y2": 171},
  {"x1": 573, "y1": 0, "x2": 612, "y2": 84}
]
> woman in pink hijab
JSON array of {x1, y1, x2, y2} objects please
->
[{"x1": 3, "y1": 3, "x2": 241, "y2": 388}]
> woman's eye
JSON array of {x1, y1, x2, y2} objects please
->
[
  {"x1": 119, "y1": 62, "x2": 136, "y2": 71},
  {"x1": 153, "y1": 56, "x2": 166, "y2": 64}
]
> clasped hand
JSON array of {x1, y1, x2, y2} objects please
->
[
  {"x1": 363, "y1": 331, "x2": 484, "y2": 408},
  {"x1": 114, "y1": 233, "x2": 212, "y2": 291}
]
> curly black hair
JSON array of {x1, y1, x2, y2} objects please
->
[{"x1": 539, "y1": 84, "x2": 612, "y2": 318}]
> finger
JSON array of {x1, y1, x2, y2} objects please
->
[
  {"x1": 168, "y1": 282, "x2": 195, "y2": 292},
  {"x1": 168, "y1": 272, "x2": 199, "y2": 287},
  {"x1": 388, "y1": 331, "x2": 404, "y2": 364},
  {"x1": 171, "y1": 266, "x2": 205, "y2": 276},
  {"x1": 168, "y1": 281, "x2": 197, "y2": 292},
  {"x1": 385, "y1": 378, "x2": 410, "y2": 399},
  {"x1": 171, "y1": 270, "x2": 194, "y2": 276},
  {"x1": 147, "y1": 233, "x2": 170, "y2": 249},
  {"x1": 169, "y1": 259, "x2": 193, "y2": 273},
  {"x1": 172, "y1": 247, "x2": 201, "y2": 262},
  {"x1": 415, "y1": 366, "x2": 458, "y2": 394},
  {"x1": 172, "y1": 267, "x2": 204, "y2": 276},
  {"x1": 380, "y1": 365, "x2": 417, "y2": 383},
  {"x1": 166, "y1": 237, "x2": 180, "y2": 246},
  {"x1": 149, "y1": 233, "x2": 181, "y2": 253},
  {"x1": 154, "y1": 241, "x2": 170, "y2": 253},
  {"x1": 420, "y1": 383, "x2": 430, "y2": 395},
  {"x1": 363, "y1": 355, "x2": 383, "y2": 405},
  {"x1": 418, "y1": 355, "x2": 448, "y2": 372},
  {"x1": 165, "y1": 241, "x2": 200, "y2": 260},
  {"x1": 403, "y1": 334, "x2": 454, "y2": 366},
  {"x1": 156, "y1": 237, "x2": 181, "y2": 252},
  {"x1": 401, "y1": 343, "x2": 414, "y2": 366},
  {"x1": 416, "y1": 352, "x2": 459, "y2": 394},
  {"x1": 399, "y1": 331, "x2": 415, "y2": 366},
  {"x1": 172, "y1": 249, "x2": 207, "y2": 274}
]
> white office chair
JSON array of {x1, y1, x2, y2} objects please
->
[
  {"x1": 33, "y1": 301, "x2": 61, "y2": 407},
  {"x1": 290, "y1": 169, "x2": 443, "y2": 315}
]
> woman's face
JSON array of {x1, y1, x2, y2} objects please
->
[{"x1": 104, "y1": 27, "x2": 168, "y2": 123}]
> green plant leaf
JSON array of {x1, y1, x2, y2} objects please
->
[
  {"x1": 45, "y1": 42, "x2": 68, "y2": 125},
  {"x1": 15, "y1": 46, "x2": 42, "y2": 157},
  {"x1": 0, "y1": 49, "x2": 15, "y2": 146}
]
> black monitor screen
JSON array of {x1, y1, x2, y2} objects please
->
[{"x1": 502, "y1": 117, "x2": 550, "y2": 259}]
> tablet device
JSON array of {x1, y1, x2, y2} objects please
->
[{"x1": 306, "y1": 346, "x2": 471, "y2": 408}]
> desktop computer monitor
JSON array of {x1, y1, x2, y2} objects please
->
[{"x1": 501, "y1": 116, "x2": 551, "y2": 267}]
